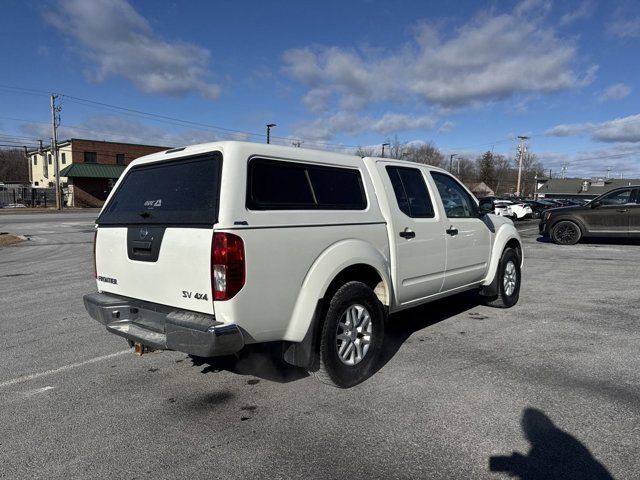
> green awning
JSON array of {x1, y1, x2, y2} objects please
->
[{"x1": 59, "y1": 163, "x2": 126, "y2": 179}]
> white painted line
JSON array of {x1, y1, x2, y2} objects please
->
[
  {"x1": 518, "y1": 227, "x2": 539, "y2": 232},
  {"x1": 0, "y1": 350, "x2": 130, "y2": 389},
  {"x1": 23, "y1": 386, "x2": 55, "y2": 397}
]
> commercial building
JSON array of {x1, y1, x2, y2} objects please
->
[
  {"x1": 535, "y1": 177, "x2": 640, "y2": 200},
  {"x1": 28, "y1": 139, "x2": 167, "y2": 207}
]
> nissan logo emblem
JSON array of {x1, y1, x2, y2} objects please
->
[{"x1": 139, "y1": 227, "x2": 149, "y2": 240}]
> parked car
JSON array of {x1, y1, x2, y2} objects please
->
[
  {"x1": 493, "y1": 202, "x2": 513, "y2": 218},
  {"x1": 539, "y1": 186, "x2": 640, "y2": 244},
  {"x1": 480, "y1": 196, "x2": 513, "y2": 218},
  {"x1": 495, "y1": 200, "x2": 533, "y2": 220},
  {"x1": 84, "y1": 141, "x2": 523, "y2": 388},
  {"x1": 522, "y1": 200, "x2": 554, "y2": 219},
  {"x1": 538, "y1": 199, "x2": 563, "y2": 208}
]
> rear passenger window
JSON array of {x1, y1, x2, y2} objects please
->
[
  {"x1": 248, "y1": 159, "x2": 367, "y2": 210},
  {"x1": 386, "y1": 166, "x2": 434, "y2": 218}
]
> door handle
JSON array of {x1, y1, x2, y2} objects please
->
[
  {"x1": 616, "y1": 209, "x2": 628, "y2": 213},
  {"x1": 446, "y1": 226, "x2": 458, "y2": 236},
  {"x1": 399, "y1": 228, "x2": 416, "y2": 239}
]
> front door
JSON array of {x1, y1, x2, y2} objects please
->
[
  {"x1": 584, "y1": 188, "x2": 634, "y2": 235},
  {"x1": 430, "y1": 172, "x2": 492, "y2": 292},
  {"x1": 629, "y1": 189, "x2": 640, "y2": 236},
  {"x1": 378, "y1": 162, "x2": 447, "y2": 305}
]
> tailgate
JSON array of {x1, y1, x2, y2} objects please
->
[
  {"x1": 94, "y1": 153, "x2": 221, "y2": 315},
  {"x1": 95, "y1": 226, "x2": 214, "y2": 314}
]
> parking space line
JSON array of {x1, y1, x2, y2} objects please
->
[
  {"x1": 518, "y1": 227, "x2": 539, "y2": 232},
  {"x1": 0, "y1": 350, "x2": 130, "y2": 389}
]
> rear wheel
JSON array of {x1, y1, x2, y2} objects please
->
[
  {"x1": 313, "y1": 281, "x2": 385, "y2": 388},
  {"x1": 551, "y1": 220, "x2": 581, "y2": 245},
  {"x1": 483, "y1": 248, "x2": 521, "y2": 308}
]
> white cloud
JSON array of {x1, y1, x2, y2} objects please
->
[
  {"x1": 19, "y1": 115, "x2": 251, "y2": 147},
  {"x1": 546, "y1": 114, "x2": 640, "y2": 143},
  {"x1": 437, "y1": 121, "x2": 456, "y2": 134},
  {"x1": 45, "y1": 0, "x2": 221, "y2": 99},
  {"x1": 607, "y1": 16, "x2": 640, "y2": 38},
  {"x1": 537, "y1": 144, "x2": 640, "y2": 178},
  {"x1": 292, "y1": 112, "x2": 437, "y2": 141},
  {"x1": 559, "y1": 0, "x2": 594, "y2": 26},
  {"x1": 597, "y1": 83, "x2": 632, "y2": 102},
  {"x1": 283, "y1": 4, "x2": 595, "y2": 112}
]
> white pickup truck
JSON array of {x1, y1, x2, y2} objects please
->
[{"x1": 84, "y1": 141, "x2": 522, "y2": 388}]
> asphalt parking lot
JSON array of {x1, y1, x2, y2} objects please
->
[{"x1": 1, "y1": 212, "x2": 638, "y2": 479}]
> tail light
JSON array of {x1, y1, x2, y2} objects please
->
[
  {"x1": 93, "y1": 229, "x2": 97, "y2": 279},
  {"x1": 212, "y1": 232, "x2": 245, "y2": 301}
]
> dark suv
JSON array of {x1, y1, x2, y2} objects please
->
[{"x1": 539, "y1": 186, "x2": 640, "y2": 245}]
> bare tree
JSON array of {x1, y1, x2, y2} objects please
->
[
  {"x1": 355, "y1": 146, "x2": 376, "y2": 158},
  {"x1": 404, "y1": 142, "x2": 445, "y2": 167},
  {"x1": 0, "y1": 148, "x2": 29, "y2": 183},
  {"x1": 456, "y1": 157, "x2": 476, "y2": 184}
]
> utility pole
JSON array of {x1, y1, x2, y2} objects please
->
[
  {"x1": 51, "y1": 94, "x2": 62, "y2": 210},
  {"x1": 515, "y1": 135, "x2": 529, "y2": 196},
  {"x1": 561, "y1": 161, "x2": 568, "y2": 179},
  {"x1": 24, "y1": 146, "x2": 32, "y2": 186},
  {"x1": 449, "y1": 154, "x2": 457, "y2": 173}
]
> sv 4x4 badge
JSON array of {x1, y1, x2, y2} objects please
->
[{"x1": 182, "y1": 291, "x2": 209, "y2": 301}]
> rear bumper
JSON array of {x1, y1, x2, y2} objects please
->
[{"x1": 83, "y1": 292, "x2": 244, "y2": 357}]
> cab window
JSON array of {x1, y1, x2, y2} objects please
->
[{"x1": 431, "y1": 172, "x2": 478, "y2": 218}]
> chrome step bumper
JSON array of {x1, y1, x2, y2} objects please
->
[{"x1": 83, "y1": 292, "x2": 244, "y2": 357}]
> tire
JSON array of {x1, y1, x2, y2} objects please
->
[
  {"x1": 483, "y1": 248, "x2": 521, "y2": 308},
  {"x1": 532, "y1": 211, "x2": 541, "y2": 219},
  {"x1": 551, "y1": 220, "x2": 582, "y2": 245},
  {"x1": 313, "y1": 281, "x2": 385, "y2": 388}
]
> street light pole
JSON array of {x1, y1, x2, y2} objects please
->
[
  {"x1": 266, "y1": 123, "x2": 276, "y2": 144},
  {"x1": 449, "y1": 154, "x2": 457, "y2": 173},
  {"x1": 381, "y1": 143, "x2": 390, "y2": 158}
]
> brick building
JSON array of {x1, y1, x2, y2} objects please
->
[{"x1": 29, "y1": 138, "x2": 167, "y2": 207}]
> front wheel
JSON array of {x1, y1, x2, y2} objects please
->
[
  {"x1": 551, "y1": 220, "x2": 582, "y2": 245},
  {"x1": 313, "y1": 281, "x2": 385, "y2": 388},
  {"x1": 483, "y1": 248, "x2": 521, "y2": 308}
]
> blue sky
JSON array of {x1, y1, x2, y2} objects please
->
[{"x1": 1, "y1": 0, "x2": 640, "y2": 177}]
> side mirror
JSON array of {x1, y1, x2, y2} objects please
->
[
  {"x1": 590, "y1": 200, "x2": 601, "y2": 208},
  {"x1": 479, "y1": 198, "x2": 495, "y2": 215}
]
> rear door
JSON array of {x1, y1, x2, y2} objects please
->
[
  {"x1": 430, "y1": 172, "x2": 491, "y2": 291},
  {"x1": 583, "y1": 188, "x2": 633, "y2": 236},
  {"x1": 377, "y1": 162, "x2": 446, "y2": 304},
  {"x1": 94, "y1": 153, "x2": 221, "y2": 314}
]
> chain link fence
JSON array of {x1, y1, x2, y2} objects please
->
[{"x1": 0, "y1": 185, "x2": 59, "y2": 208}]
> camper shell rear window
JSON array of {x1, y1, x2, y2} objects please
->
[{"x1": 97, "y1": 153, "x2": 221, "y2": 226}]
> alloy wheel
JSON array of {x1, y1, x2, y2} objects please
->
[{"x1": 336, "y1": 304, "x2": 373, "y2": 366}]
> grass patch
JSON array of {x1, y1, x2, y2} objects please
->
[{"x1": 0, "y1": 233, "x2": 24, "y2": 247}]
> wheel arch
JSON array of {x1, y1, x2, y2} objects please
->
[
  {"x1": 549, "y1": 216, "x2": 586, "y2": 236},
  {"x1": 282, "y1": 240, "x2": 390, "y2": 368},
  {"x1": 482, "y1": 225, "x2": 523, "y2": 289}
]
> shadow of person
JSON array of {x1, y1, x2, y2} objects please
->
[{"x1": 490, "y1": 408, "x2": 614, "y2": 479}]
